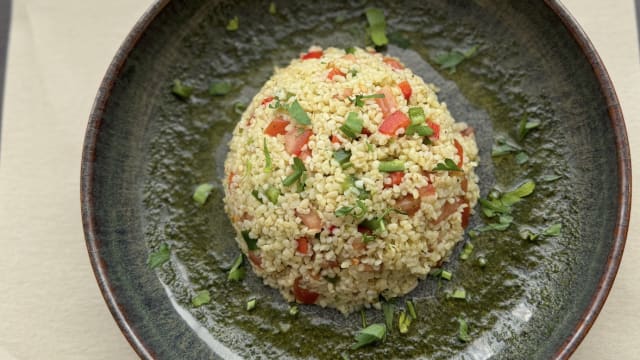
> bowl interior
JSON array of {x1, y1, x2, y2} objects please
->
[{"x1": 83, "y1": 0, "x2": 627, "y2": 359}]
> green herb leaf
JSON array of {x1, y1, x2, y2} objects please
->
[
  {"x1": 449, "y1": 288, "x2": 467, "y2": 300},
  {"x1": 226, "y1": 16, "x2": 239, "y2": 31},
  {"x1": 477, "y1": 257, "x2": 488, "y2": 267},
  {"x1": 288, "y1": 100, "x2": 311, "y2": 125},
  {"x1": 209, "y1": 81, "x2": 232, "y2": 96},
  {"x1": 408, "y1": 107, "x2": 426, "y2": 125},
  {"x1": 365, "y1": 8, "x2": 388, "y2": 47},
  {"x1": 492, "y1": 142, "x2": 520, "y2": 157},
  {"x1": 263, "y1": 138, "x2": 273, "y2": 173},
  {"x1": 351, "y1": 93, "x2": 385, "y2": 107},
  {"x1": 283, "y1": 157, "x2": 307, "y2": 187},
  {"x1": 406, "y1": 300, "x2": 417, "y2": 320},
  {"x1": 518, "y1": 116, "x2": 541, "y2": 141},
  {"x1": 346, "y1": 47, "x2": 357, "y2": 54},
  {"x1": 289, "y1": 304, "x2": 299, "y2": 316},
  {"x1": 265, "y1": 185, "x2": 280, "y2": 204},
  {"x1": 541, "y1": 174, "x2": 562, "y2": 182},
  {"x1": 433, "y1": 158, "x2": 462, "y2": 172},
  {"x1": 379, "y1": 159, "x2": 405, "y2": 172},
  {"x1": 441, "y1": 270, "x2": 452, "y2": 281},
  {"x1": 241, "y1": 230, "x2": 259, "y2": 251},
  {"x1": 544, "y1": 223, "x2": 562, "y2": 236},
  {"x1": 501, "y1": 180, "x2": 535, "y2": 206},
  {"x1": 171, "y1": 79, "x2": 193, "y2": 100},
  {"x1": 192, "y1": 290, "x2": 211, "y2": 307},
  {"x1": 234, "y1": 102, "x2": 247, "y2": 115},
  {"x1": 335, "y1": 206, "x2": 354, "y2": 217},
  {"x1": 268, "y1": 2, "x2": 276, "y2": 15},
  {"x1": 193, "y1": 183, "x2": 215, "y2": 206},
  {"x1": 515, "y1": 152, "x2": 529, "y2": 164},
  {"x1": 251, "y1": 189, "x2": 263, "y2": 203},
  {"x1": 382, "y1": 302, "x2": 394, "y2": 331},
  {"x1": 457, "y1": 318, "x2": 471, "y2": 342},
  {"x1": 398, "y1": 311, "x2": 411, "y2": 334},
  {"x1": 246, "y1": 298, "x2": 257, "y2": 311},
  {"x1": 147, "y1": 243, "x2": 170, "y2": 269},
  {"x1": 434, "y1": 45, "x2": 478, "y2": 74},
  {"x1": 227, "y1": 254, "x2": 245, "y2": 281},
  {"x1": 360, "y1": 309, "x2": 368, "y2": 328},
  {"x1": 406, "y1": 124, "x2": 433, "y2": 137},
  {"x1": 340, "y1": 112, "x2": 364, "y2": 139},
  {"x1": 351, "y1": 323, "x2": 386, "y2": 350},
  {"x1": 460, "y1": 242, "x2": 474, "y2": 260},
  {"x1": 476, "y1": 222, "x2": 511, "y2": 232},
  {"x1": 519, "y1": 227, "x2": 539, "y2": 241},
  {"x1": 333, "y1": 149, "x2": 352, "y2": 166}
]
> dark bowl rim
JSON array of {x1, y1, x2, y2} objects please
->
[{"x1": 80, "y1": 1, "x2": 631, "y2": 359}]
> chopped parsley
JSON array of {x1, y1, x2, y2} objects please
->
[
  {"x1": 406, "y1": 300, "x2": 417, "y2": 320},
  {"x1": 263, "y1": 138, "x2": 272, "y2": 173},
  {"x1": 265, "y1": 185, "x2": 280, "y2": 204},
  {"x1": 147, "y1": 243, "x2": 170, "y2": 269},
  {"x1": 544, "y1": 223, "x2": 562, "y2": 236},
  {"x1": 398, "y1": 311, "x2": 411, "y2": 334},
  {"x1": 193, "y1": 183, "x2": 214, "y2": 206},
  {"x1": 191, "y1": 290, "x2": 211, "y2": 307},
  {"x1": 333, "y1": 149, "x2": 352, "y2": 167},
  {"x1": 515, "y1": 151, "x2": 529, "y2": 164},
  {"x1": 459, "y1": 242, "x2": 474, "y2": 260},
  {"x1": 241, "y1": 230, "x2": 258, "y2": 250},
  {"x1": 226, "y1": 16, "x2": 239, "y2": 31},
  {"x1": 477, "y1": 180, "x2": 535, "y2": 232},
  {"x1": 441, "y1": 270, "x2": 453, "y2": 281},
  {"x1": 350, "y1": 93, "x2": 385, "y2": 107},
  {"x1": 233, "y1": 102, "x2": 246, "y2": 115},
  {"x1": 282, "y1": 157, "x2": 307, "y2": 187},
  {"x1": 227, "y1": 254, "x2": 245, "y2": 281},
  {"x1": 351, "y1": 323, "x2": 386, "y2": 350},
  {"x1": 209, "y1": 81, "x2": 232, "y2": 96},
  {"x1": 289, "y1": 305, "x2": 299, "y2": 316},
  {"x1": 492, "y1": 140, "x2": 521, "y2": 157},
  {"x1": 340, "y1": 112, "x2": 364, "y2": 139},
  {"x1": 518, "y1": 116, "x2": 541, "y2": 141},
  {"x1": 449, "y1": 288, "x2": 467, "y2": 300},
  {"x1": 171, "y1": 79, "x2": 192, "y2": 100},
  {"x1": 365, "y1": 8, "x2": 388, "y2": 47},
  {"x1": 345, "y1": 47, "x2": 357, "y2": 54},
  {"x1": 335, "y1": 200, "x2": 368, "y2": 219},
  {"x1": 379, "y1": 159, "x2": 405, "y2": 172},
  {"x1": 288, "y1": 100, "x2": 311, "y2": 125},
  {"x1": 457, "y1": 318, "x2": 471, "y2": 342},
  {"x1": 382, "y1": 302, "x2": 394, "y2": 331},
  {"x1": 433, "y1": 158, "x2": 462, "y2": 172},
  {"x1": 246, "y1": 298, "x2": 257, "y2": 311},
  {"x1": 434, "y1": 45, "x2": 478, "y2": 74}
]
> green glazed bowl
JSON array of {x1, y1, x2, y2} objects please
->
[{"x1": 81, "y1": 1, "x2": 630, "y2": 359}]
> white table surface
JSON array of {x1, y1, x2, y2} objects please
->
[{"x1": 0, "y1": 1, "x2": 637, "y2": 359}]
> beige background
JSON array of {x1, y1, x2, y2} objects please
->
[{"x1": 0, "y1": 1, "x2": 637, "y2": 359}]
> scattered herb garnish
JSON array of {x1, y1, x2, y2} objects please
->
[
  {"x1": 265, "y1": 185, "x2": 280, "y2": 204},
  {"x1": 541, "y1": 174, "x2": 562, "y2": 182},
  {"x1": 227, "y1": 254, "x2": 245, "y2": 281},
  {"x1": 457, "y1": 318, "x2": 471, "y2": 342},
  {"x1": 379, "y1": 159, "x2": 405, "y2": 173},
  {"x1": 226, "y1": 16, "x2": 239, "y2": 31},
  {"x1": 289, "y1": 305, "x2": 299, "y2": 316},
  {"x1": 518, "y1": 116, "x2": 541, "y2": 141},
  {"x1": 477, "y1": 257, "x2": 488, "y2": 267},
  {"x1": 434, "y1": 45, "x2": 478, "y2": 74},
  {"x1": 515, "y1": 151, "x2": 529, "y2": 165},
  {"x1": 340, "y1": 112, "x2": 364, "y2": 139},
  {"x1": 263, "y1": 138, "x2": 273, "y2": 173},
  {"x1": 246, "y1": 298, "x2": 257, "y2": 311},
  {"x1": 288, "y1": 100, "x2": 311, "y2": 125},
  {"x1": 192, "y1": 290, "x2": 211, "y2": 307},
  {"x1": 193, "y1": 183, "x2": 214, "y2": 206},
  {"x1": 251, "y1": 189, "x2": 263, "y2": 203},
  {"x1": 405, "y1": 107, "x2": 434, "y2": 136},
  {"x1": 147, "y1": 243, "x2": 170, "y2": 269},
  {"x1": 360, "y1": 309, "x2": 368, "y2": 328},
  {"x1": 268, "y1": 2, "x2": 276, "y2": 15},
  {"x1": 398, "y1": 311, "x2": 411, "y2": 334},
  {"x1": 449, "y1": 288, "x2": 467, "y2": 300},
  {"x1": 349, "y1": 69, "x2": 358, "y2": 77},
  {"x1": 406, "y1": 300, "x2": 417, "y2": 320},
  {"x1": 241, "y1": 230, "x2": 259, "y2": 250},
  {"x1": 460, "y1": 242, "x2": 474, "y2": 260},
  {"x1": 351, "y1": 93, "x2": 385, "y2": 107},
  {"x1": 209, "y1": 81, "x2": 232, "y2": 96},
  {"x1": 282, "y1": 157, "x2": 307, "y2": 187},
  {"x1": 333, "y1": 149, "x2": 353, "y2": 167},
  {"x1": 346, "y1": 47, "x2": 357, "y2": 54},
  {"x1": 441, "y1": 270, "x2": 453, "y2": 281},
  {"x1": 351, "y1": 323, "x2": 386, "y2": 350},
  {"x1": 335, "y1": 200, "x2": 368, "y2": 219},
  {"x1": 341, "y1": 353, "x2": 350, "y2": 360},
  {"x1": 492, "y1": 139, "x2": 521, "y2": 157},
  {"x1": 477, "y1": 180, "x2": 535, "y2": 232},
  {"x1": 544, "y1": 223, "x2": 562, "y2": 236},
  {"x1": 382, "y1": 302, "x2": 394, "y2": 331},
  {"x1": 433, "y1": 158, "x2": 462, "y2": 172},
  {"x1": 234, "y1": 102, "x2": 246, "y2": 114},
  {"x1": 171, "y1": 79, "x2": 193, "y2": 100},
  {"x1": 365, "y1": 8, "x2": 388, "y2": 47}
]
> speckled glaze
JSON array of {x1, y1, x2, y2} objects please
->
[{"x1": 81, "y1": 0, "x2": 630, "y2": 359}]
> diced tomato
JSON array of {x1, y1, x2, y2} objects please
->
[
  {"x1": 299, "y1": 149, "x2": 312, "y2": 160},
  {"x1": 461, "y1": 200, "x2": 470, "y2": 228},
  {"x1": 379, "y1": 110, "x2": 411, "y2": 136},
  {"x1": 384, "y1": 171, "x2": 405, "y2": 188},
  {"x1": 398, "y1": 80, "x2": 412, "y2": 101},
  {"x1": 264, "y1": 117, "x2": 290, "y2": 136},
  {"x1": 375, "y1": 86, "x2": 398, "y2": 117},
  {"x1": 330, "y1": 134, "x2": 341, "y2": 144},
  {"x1": 342, "y1": 54, "x2": 356, "y2": 62},
  {"x1": 383, "y1": 57, "x2": 405, "y2": 70},
  {"x1": 427, "y1": 120, "x2": 440, "y2": 140},
  {"x1": 301, "y1": 50, "x2": 323, "y2": 60},
  {"x1": 261, "y1": 96, "x2": 274, "y2": 106},
  {"x1": 454, "y1": 139, "x2": 464, "y2": 168},
  {"x1": 418, "y1": 184, "x2": 436, "y2": 197},
  {"x1": 296, "y1": 208, "x2": 322, "y2": 232},
  {"x1": 227, "y1": 172, "x2": 235, "y2": 190},
  {"x1": 432, "y1": 197, "x2": 465, "y2": 225},
  {"x1": 248, "y1": 251, "x2": 262, "y2": 269},
  {"x1": 327, "y1": 67, "x2": 346, "y2": 80},
  {"x1": 296, "y1": 237, "x2": 310, "y2": 255},
  {"x1": 293, "y1": 277, "x2": 319, "y2": 304},
  {"x1": 395, "y1": 194, "x2": 421, "y2": 216},
  {"x1": 284, "y1": 128, "x2": 313, "y2": 156},
  {"x1": 460, "y1": 176, "x2": 468, "y2": 193}
]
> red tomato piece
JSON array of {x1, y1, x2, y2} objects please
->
[
  {"x1": 296, "y1": 208, "x2": 322, "y2": 232},
  {"x1": 293, "y1": 277, "x2": 319, "y2": 304},
  {"x1": 432, "y1": 197, "x2": 466, "y2": 225},
  {"x1": 261, "y1": 96, "x2": 274, "y2": 106},
  {"x1": 384, "y1": 171, "x2": 405, "y2": 188},
  {"x1": 284, "y1": 128, "x2": 313, "y2": 156},
  {"x1": 227, "y1": 172, "x2": 235, "y2": 190},
  {"x1": 461, "y1": 200, "x2": 470, "y2": 228},
  {"x1": 296, "y1": 237, "x2": 310, "y2": 255},
  {"x1": 379, "y1": 110, "x2": 411, "y2": 136},
  {"x1": 454, "y1": 139, "x2": 464, "y2": 168},
  {"x1": 248, "y1": 252, "x2": 262, "y2": 269},
  {"x1": 383, "y1": 57, "x2": 405, "y2": 70},
  {"x1": 301, "y1": 50, "x2": 323, "y2": 60},
  {"x1": 375, "y1": 86, "x2": 398, "y2": 117},
  {"x1": 327, "y1": 67, "x2": 346, "y2": 80},
  {"x1": 330, "y1": 134, "x2": 341, "y2": 144},
  {"x1": 264, "y1": 117, "x2": 290, "y2": 136},
  {"x1": 427, "y1": 120, "x2": 440, "y2": 140},
  {"x1": 418, "y1": 184, "x2": 436, "y2": 197},
  {"x1": 395, "y1": 194, "x2": 421, "y2": 216},
  {"x1": 398, "y1": 80, "x2": 412, "y2": 101}
]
